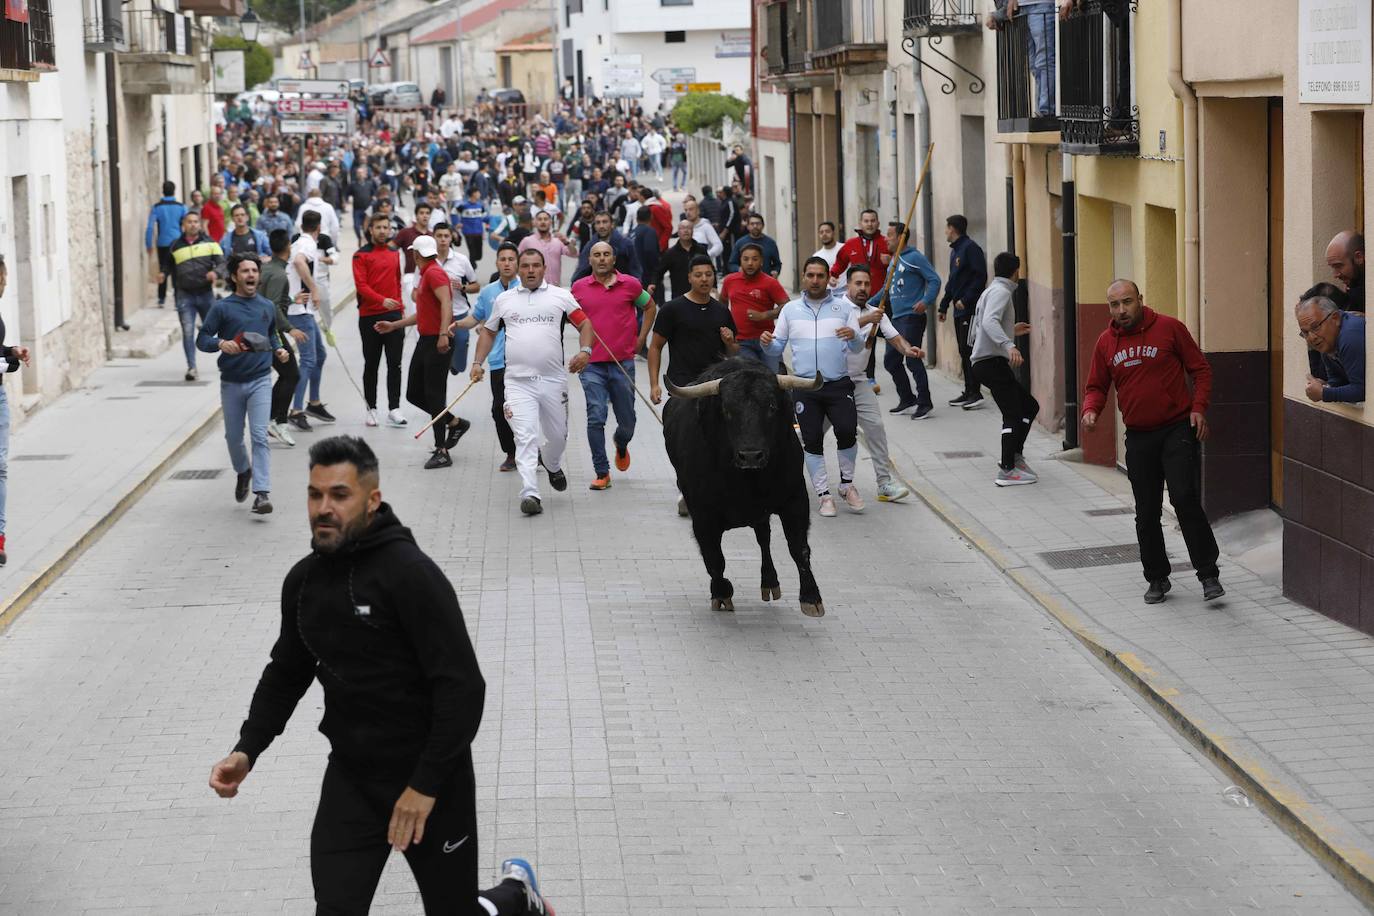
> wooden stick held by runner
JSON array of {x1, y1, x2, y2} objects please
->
[
  {"x1": 413, "y1": 377, "x2": 480, "y2": 440},
  {"x1": 867, "y1": 143, "x2": 935, "y2": 346},
  {"x1": 581, "y1": 316, "x2": 665, "y2": 427}
]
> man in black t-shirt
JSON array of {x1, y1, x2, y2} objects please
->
[{"x1": 648, "y1": 254, "x2": 739, "y2": 404}]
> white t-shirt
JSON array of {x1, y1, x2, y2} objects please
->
[
  {"x1": 843, "y1": 296, "x2": 898, "y2": 382},
  {"x1": 485, "y1": 281, "x2": 585, "y2": 379},
  {"x1": 437, "y1": 248, "x2": 476, "y2": 316},
  {"x1": 313, "y1": 235, "x2": 337, "y2": 294},
  {"x1": 287, "y1": 234, "x2": 320, "y2": 315},
  {"x1": 813, "y1": 243, "x2": 841, "y2": 270}
]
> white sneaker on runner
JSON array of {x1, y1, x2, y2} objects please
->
[
  {"x1": 365, "y1": 408, "x2": 379, "y2": 427},
  {"x1": 818, "y1": 495, "x2": 838, "y2": 517},
  {"x1": 387, "y1": 408, "x2": 408, "y2": 427}
]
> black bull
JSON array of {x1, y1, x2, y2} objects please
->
[{"x1": 663, "y1": 358, "x2": 824, "y2": 618}]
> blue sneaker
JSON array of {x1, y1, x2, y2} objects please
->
[{"x1": 500, "y1": 858, "x2": 553, "y2": 915}]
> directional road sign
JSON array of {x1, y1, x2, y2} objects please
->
[
  {"x1": 276, "y1": 98, "x2": 352, "y2": 115},
  {"x1": 275, "y1": 78, "x2": 351, "y2": 96},
  {"x1": 651, "y1": 67, "x2": 695, "y2": 84},
  {"x1": 280, "y1": 118, "x2": 350, "y2": 135}
]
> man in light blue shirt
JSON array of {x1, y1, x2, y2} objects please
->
[
  {"x1": 760, "y1": 256, "x2": 866, "y2": 517},
  {"x1": 872, "y1": 221, "x2": 942, "y2": 418},
  {"x1": 471, "y1": 242, "x2": 520, "y2": 470}
]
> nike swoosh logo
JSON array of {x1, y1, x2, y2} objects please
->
[{"x1": 443, "y1": 837, "x2": 469, "y2": 853}]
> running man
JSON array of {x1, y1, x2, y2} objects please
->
[
  {"x1": 169, "y1": 210, "x2": 224, "y2": 382},
  {"x1": 471, "y1": 243, "x2": 521, "y2": 472},
  {"x1": 647, "y1": 254, "x2": 739, "y2": 404},
  {"x1": 761, "y1": 257, "x2": 867, "y2": 517},
  {"x1": 469, "y1": 249, "x2": 596, "y2": 516},
  {"x1": 209, "y1": 435, "x2": 554, "y2": 916},
  {"x1": 352, "y1": 212, "x2": 408, "y2": 427},
  {"x1": 720, "y1": 242, "x2": 789, "y2": 372}
]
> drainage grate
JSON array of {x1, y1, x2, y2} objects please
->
[
  {"x1": 1085, "y1": 507, "x2": 1133, "y2": 517},
  {"x1": 169, "y1": 469, "x2": 225, "y2": 480},
  {"x1": 137, "y1": 380, "x2": 208, "y2": 387},
  {"x1": 11, "y1": 454, "x2": 70, "y2": 462},
  {"x1": 939, "y1": 450, "x2": 985, "y2": 459},
  {"x1": 1039, "y1": 543, "x2": 1141, "y2": 570}
]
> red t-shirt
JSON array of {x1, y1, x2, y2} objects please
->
[
  {"x1": 414, "y1": 262, "x2": 449, "y2": 336},
  {"x1": 720, "y1": 270, "x2": 790, "y2": 340}
]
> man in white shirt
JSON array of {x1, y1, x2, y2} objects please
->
[
  {"x1": 305, "y1": 161, "x2": 326, "y2": 195},
  {"x1": 813, "y1": 220, "x2": 841, "y2": 270},
  {"x1": 286, "y1": 210, "x2": 335, "y2": 428},
  {"x1": 295, "y1": 188, "x2": 341, "y2": 246},
  {"x1": 683, "y1": 198, "x2": 723, "y2": 260},
  {"x1": 439, "y1": 162, "x2": 465, "y2": 214},
  {"x1": 641, "y1": 128, "x2": 666, "y2": 180},
  {"x1": 455, "y1": 149, "x2": 479, "y2": 182},
  {"x1": 439, "y1": 112, "x2": 463, "y2": 140},
  {"x1": 431, "y1": 221, "x2": 481, "y2": 322},
  {"x1": 620, "y1": 194, "x2": 642, "y2": 237},
  {"x1": 469, "y1": 248, "x2": 596, "y2": 516}
]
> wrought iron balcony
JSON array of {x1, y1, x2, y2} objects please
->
[
  {"x1": 83, "y1": 0, "x2": 128, "y2": 52},
  {"x1": 810, "y1": 0, "x2": 886, "y2": 69},
  {"x1": 995, "y1": 6, "x2": 1058, "y2": 135},
  {"x1": 1059, "y1": 0, "x2": 1138, "y2": 155},
  {"x1": 119, "y1": 7, "x2": 202, "y2": 94},
  {"x1": 763, "y1": 0, "x2": 810, "y2": 76},
  {"x1": 1, "y1": 0, "x2": 56, "y2": 80},
  {"x1": 903, "y1": 0, "x2": 979, "y2": 37}
]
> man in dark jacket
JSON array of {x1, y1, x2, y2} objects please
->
[
  {"x1": 630, "y1": 207, "x2": 661, "y2": 298},
  {"x1": 208, "y1": 436, "x2": 553, "y2": 915},
  {"x1": 650, "y1": 220, "x2": 708, "y2": 302},
  {"x1": 170, "y1": 210, "x2": 225, "y2": 382},
  {"x1": 571, "y1": 211, "x2": 640, "y2": 282},
  {"x1": 938, "y1": 214, "x2": 989, "y2": 407}
]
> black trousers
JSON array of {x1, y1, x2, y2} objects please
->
[
  {"x1": 156, "y1": 247, "x2": 175, "y2": 303},
  {"x1": 1124, "y1": 418, "x2": 1221, "y2": 583},
  {"x1": 973, "y1": 357, "x2": 1039, "y2": 469},
  {"x1": 271, "y1": 346, "x2": 300, "y2": 424},
  {"x1": 310, "y1": 761, "x2": 533, "y2": 916},
  {"x1": 795, "y1": 378, "x2": 858, "y2": 454},
  {"x1": 360, "y1": 310, "x2": 404, "y2": 411},
  {"x1": 885, "y1": 313, "x2": 932, "y2": 408},
  {"x1": 407, "y1": 335, "x2": 454, "y2": 448},
  {"x1": 464, "y1": 234, "x2": 484, "y2": 266},
  {"x1": 489, "y1": 368, "x2": 516, "y2": 457},
  {"x1": 953, "y1": 314, "x2": 982, "y2": 398}
]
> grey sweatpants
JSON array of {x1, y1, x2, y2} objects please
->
[{"x1": 823, "y1": 379, "x2": 892, "y2": 487}]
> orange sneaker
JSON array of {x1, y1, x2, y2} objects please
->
[
  {"x1": 589, "y1": 473, "x2": 612, "y2": 490},
  {"x1": 614, "y1": 444, "x2": 631, "y2": 472}
]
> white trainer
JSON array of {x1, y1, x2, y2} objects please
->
[
  {"x1": 818, "y1": 495, "x2": 838, "y2": 517},
  {"x1": 365, "y1": 408, "x2": 379, "y2": 427},
  {"x1": 387, "y1": 408, "x2": 408, "y2": 427}
]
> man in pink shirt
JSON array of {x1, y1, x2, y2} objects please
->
[
  {"x1": 518, "y1": 210, "x2": 577, "y2": 288},
  {"x1": 570, "y1": 241, "x2": 655, "y2": 490}
]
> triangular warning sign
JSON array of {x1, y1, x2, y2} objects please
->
[{"x1": 369, "y1": 49, "x2": 390, "y2": 68}]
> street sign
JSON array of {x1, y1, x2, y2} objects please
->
[
  {"x1": 275, "y1": 78, "x2": 351, "y2": 96},
  {"x1": 296, "y1": 51, "x2": 313, "y2": 71},
  {"x1": 687, "y1": 82, "x2": 721, "y2": 92},
  {"x1": 602, "y1": 53, "x2": 643, "y2": 98},
  {"x1": 280, "y1": 118, "x2": 350, "y2": 135},
  {"x1": 277, "y1": 98, "x2": 352, "y2": 114},
  {"x1": 368, "y1": 48, "x2": 390, "y2": 69},
  {"x1": 212, "y1": 49, "x2": 245, "y2": 94},
  {"x1": 651, "y1": 67, "x2": 695, "y2": 85}
]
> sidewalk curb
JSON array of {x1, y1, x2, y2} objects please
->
[
  {"x1": 898, "y1": 463, "x2": 1374, "y2": 911},
  {"x1": 0, "y1": 290, "x2": 359, "y2": 637}
]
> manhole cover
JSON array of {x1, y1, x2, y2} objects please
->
[
  {"x1": 137, "y1": 380, "x2": 208, "y2": 387},
  {"x1": 1039, "y1": 543, "x2": 1141, "y2": 570},
  {"x1": 169, "y1": 469, "x2": 225, "y2": 480},
  {"x1": 1085, "y1": 507, "x2": 1133, "y2": 517},
  {"x1": 938, "y1": 450, "x2": 985, "y2": 459},
  {"x1": 11, "y1": 454, "x2": 70, "y2": 461}
]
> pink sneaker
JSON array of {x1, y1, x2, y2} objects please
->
[{"x1": 839, "y1": 484, "x2": 865, "y2": 512}]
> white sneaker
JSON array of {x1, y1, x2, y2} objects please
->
[
  {"x1": 839, "y1": 484, "x2": 865, "y2": 513},
  {"x1": 876, "y1": 482, "x2": 910, "y2": 502},
  {"x1": 267, "y1": 420, "x2": 296, "y2": 447},
  {"x1": 387, "y1": 408, "x2": 408, "y2": 427},
  {"x1": 365, "y1": 408, "x2": 379, "y2": 427},
  {"x1": 818, "y1": 495, "x2": 838, "y2": 517}
]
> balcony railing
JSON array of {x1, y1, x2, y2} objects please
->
[
  {"x1": 123, "y1": 8, "x2": 194, "y2": 56},
  {"x1": 1059, "y1": 0, "x2": 1138, "y2": 155},
  {"x1": 811, "y1": 0, "x2": 886, "y2": 67},
  {"x1": 785, "y1": 0, "x2": 807, "y2": 72},
  {"x1": 83, "y1": 0, "x2": 128, "y2": 52},
  {"x1": 1, "y1": 0, "x2": 57, "y2": 78},
  {"x1": 903, "y1": 0, "x2": 978, "y2": 36},
  {"x1": 995, "y1": 6, "x2": 1058, "y2": 134}
]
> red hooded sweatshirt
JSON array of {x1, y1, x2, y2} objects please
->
[
  {"x1": 352, "y1": 243, "x2": 404, "y2": 317},
  {"x1": 1082, "y1": 306, "x2": 1212, "y2": 431}
]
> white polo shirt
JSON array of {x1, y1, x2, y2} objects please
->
[
  {"x1": 840, "y1": 294, "x2": 899, "y2": 382},
  {"x1": 485, "y1": 281, "x2": 587, "y2": 379}
]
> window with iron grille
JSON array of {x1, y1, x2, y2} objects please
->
[
  {"x1": 1059, "y1": 0, "x2": 1138, "y2": 154},
  {"x1": 28, "y1": 0, "x2": 54, "y2": 66},
  {"x1": 764, "y1": 1, "x2": 785, "y2": 72}
]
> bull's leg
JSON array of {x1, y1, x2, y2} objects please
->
[
  {"x1": 753, "y1": 520, "x2": 781, "y2": 602},
  {"x1": 692, "y1": 519, "x2": 735, "y2": 612},
  {"x1": 779, "y1": 503, "x2": 824, "y2": 618}
]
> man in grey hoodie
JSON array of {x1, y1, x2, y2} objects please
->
[{"x1": 969, "y1": 252, "x2": 1038, "y2": 487}]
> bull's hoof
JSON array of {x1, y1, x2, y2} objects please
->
[
  {"x1": 677, "y1": 497, "x2": 690, "y2": 518},
  {"x1": 800, "y1": 601, "x2": 825, "y2": 618},
  {"x1": 711, "y1": 597, "x2": 735, "y2": 612},
  {"x1": 761, "y1": 585, "x2": 781, "y2": 601}
]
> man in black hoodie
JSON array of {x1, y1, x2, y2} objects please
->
[{"x1": 209, "y1": 436, "x2": 553, "y2": 916}]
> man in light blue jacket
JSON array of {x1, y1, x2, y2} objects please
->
[{"x1": 872, "y1": 221, "x2": 941, "y2": 419}]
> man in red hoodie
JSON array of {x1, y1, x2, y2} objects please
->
[
  {"x1": 829, "y1": 209, "x2": 891, "y2": 292},
  {"x1": 352, "y1": 212, "x2": 408, "y2": 428},
  {"x1": 1082, "y1": 279, "x2": 1223, "y2": 605}
]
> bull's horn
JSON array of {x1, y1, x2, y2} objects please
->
[
  {"x1": 665, "y1": 377, "x2": 723, "y2": 399},
  {"x1": 776, "y1": 371, "x2": 824, "y2": 391}
]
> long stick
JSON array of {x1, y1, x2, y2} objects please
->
[
  {"x1": 413, "y1": 376, "x2": 480, "y2": 439},
  {"x1": 868, "y1": 143, "x2": 935, "y2": 345},
  {"x1": 582, "y1": 320, "x2": 664, "y2": 426}
]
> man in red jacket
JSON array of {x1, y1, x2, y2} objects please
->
[
  {"x1": 642, "y1": 187, "x2": 674, "y2": 251},
  {"x1": 1082, "y1": 279, "x2": 1223, "y2": 605},
  {"x1": 829, "y1": 209, "x2": 890, "y2": 292},
  {"x1": 352, "y1": 212, "x2": 408, "y2": 428}
]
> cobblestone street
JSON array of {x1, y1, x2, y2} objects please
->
[{"x1": 0, "y1": 305, "x2": 1359, "y2": 914}]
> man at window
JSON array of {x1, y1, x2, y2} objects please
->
[{"x1": 1299, "y1": 295, "x2": 1366, "y2": 405}]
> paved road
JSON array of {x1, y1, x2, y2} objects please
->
[{"x1": 0, "y1": 301, "x2": 1358, "y2": 914}]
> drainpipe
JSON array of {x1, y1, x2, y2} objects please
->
[
  {"x1": 884, "y1": 68, "x2": 899, "y2": 221},
  {"x1": 1062, "y1": 151, "x2": 1079, "y2": 449},
  {"x1": 1167, "y1": 0, "x2": 1199, "y2": 338},
  {"x1": 91, "y1": 111, "x2": 112, "y2": 356},
  {"x1": 1005, "y1": 145, "x2": 1015, "y2": 252},
  {"x1": 912, "y1": 41, "x2": 936, "y2": 365},
  {"x1": 104, "y1": 53, "x2": 127, "y2": 333}
]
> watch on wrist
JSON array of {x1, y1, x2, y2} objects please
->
[{"x1": 579, "y1": 345, "x2": 593, "y2": 355}]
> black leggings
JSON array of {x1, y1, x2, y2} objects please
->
[
  {"x1": 271, "y1": 345, "x2": 300, "y2": 424},
  {"x1": 488, "y1": 368, "x2": 516, "y2": 457},
  {"x1": 310, "y1": 762, "x2": 534, "y2": 916},
  {"x1": 972, "y1": 356, "x2": 1039, "y2": 469},
  {"x1": 464, "y1": 234, "x2": 484, "y2": 267},
  {"x1": 360, "y1": 311, "x2": 404, "y2": 411},
  {"x1": 407, "y1": 335, "x2": 455, "y2": 448},
  {"x1": 794, "y1": 378, "x2": 858, "y2": 454}
]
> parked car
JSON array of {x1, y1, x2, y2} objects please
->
[
  {"x1": 368, "y1": 81, "x2": 423, "y2": 109},
  {"x1": 489, "y1": 87, "x2": 526, "y2": 107}
]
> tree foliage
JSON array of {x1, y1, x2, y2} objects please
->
[
  {"x1": 671, "y1": 93, "x2": 749, "y2": 138},
  {"x1": 212, "y1": 34, "x2": 274, "y2": 90}
]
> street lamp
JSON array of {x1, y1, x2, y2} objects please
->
[{"x1": 239, "y1": 7, "x2": 261, "y2": 43}]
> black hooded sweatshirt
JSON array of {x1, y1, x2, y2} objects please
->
[{"x1": 233, "y1": 503, "x2": 485, "y2": 796}]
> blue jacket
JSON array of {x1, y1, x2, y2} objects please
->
[
  {"x1": 219, "y1": 227, "x2": 271, "y2": 257},
  {"x1": 727, "y1": 233, "x2": 782, "y2": 275},
  {"x1": 255, "y1": 209, "x2": 294, "y2": 237},
  {"x1": 764, "y1": 289, "x2": 865, "y2": 382},
  {"x1": 472, "y1": 277, "x2": 517, "y2": 370},
  {"x1": 1321, "y1": 312, "x2": 1366, "y2": 403},
  {"x1": 630, "y1": 224, "x2": 660, "y2": 287},
  {"x1": 939, "y1": 234, "x2": 987, "y2": 318},
  {"x1": 872, "y1": 246, "x2": 941, "y2": 319},
  {"x1": 196, "y1": 293, "x2": 279, "y2": 383},
  {"x1": 146, "y1": 197, "x2": 188, "y2": 249}
]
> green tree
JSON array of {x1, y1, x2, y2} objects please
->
[
  {"x1": 670, "y1": 93, "x2": 749, "y2": 138},
  {"x1": 212, "y1": 35, "x2": 273, "y2": 90}
]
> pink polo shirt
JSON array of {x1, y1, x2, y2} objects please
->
[
  {"x1": 571, "y1": 271, "x2": 651, "y2": 362},
  {"x1": 518, "y1": 232, "x2": 571, "y2": 287}
]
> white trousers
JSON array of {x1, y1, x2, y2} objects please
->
[{"x1": 505, "y1": 375, "x2": 569, "y2": 500}]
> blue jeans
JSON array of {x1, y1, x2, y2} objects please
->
[
  {"x1": 737, "y1": 338, "x2": 781, "y2": 374},
  {"x1": 289, "y1": 313, "x2": 326, "y2": 410},
  {"x1": 580, "y1": 360, "x2": 636, "y2": 476},
  {"x1": 648, "y1": 152, "x2": 663, "y2": 177},
  {"x1": 671, "y1": 162, "x2": 687, "y2": 190},
  {"x1": 1025, "y1": 5, "x2": 1056, "y2": 116},
  {"x1": 221, "y1": 374, "x2": 272, "y2": 494},
  {"x1": 176, "y1": 289, "x2": 215, "y2": 370},
  {"x1": 0, "y1": 386, "x2": 8, "y2": 536},
  {"x1": 886, "y1": 313, "x2": 932, "y2": 408}
]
